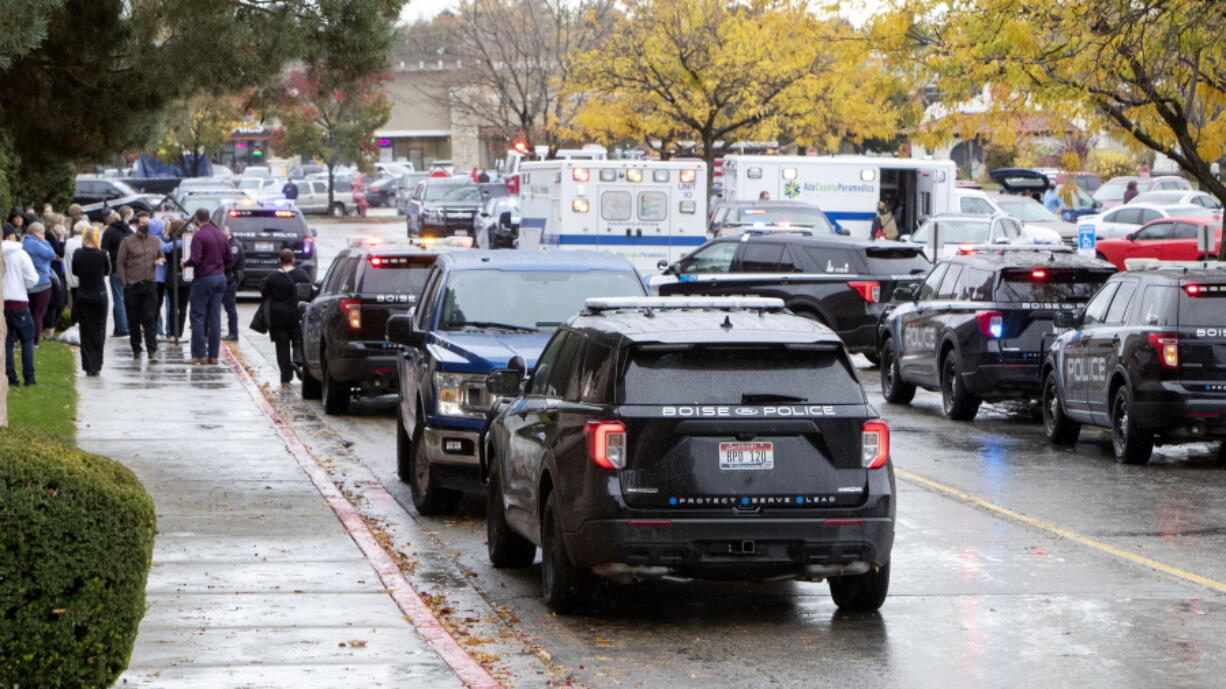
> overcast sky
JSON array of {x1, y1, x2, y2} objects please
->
[{"x1": 399, "y1": 0, "x2": 885, "y2": 26}]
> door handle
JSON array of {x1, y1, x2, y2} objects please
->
[
  {"x1": 636, "y1": 228, "x2": 643, "y2": 237},
  {"x1": 625, "y1": 228, "x2": 632, "y2": 237}
]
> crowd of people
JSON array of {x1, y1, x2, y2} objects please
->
[{"x1": 3, "y1": 203, "x2": 244, "y2": 385}]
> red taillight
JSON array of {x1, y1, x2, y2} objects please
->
[
  {"x1": 976, "y1": 310, "x2": 1004, "y2": 338},
  {"x1": 1148, "y1": 332, "x2": 1179, "y2": 369},
  {"x1": 1032, "y1": 269, "x2": 1047, "y2": 279},
  {"x1": 1185, "y1": 284, "x2": 1202, "y2": 296},
  {"x1": 585, "y1": 420, "x2": 626, "y2": 469},
  {"x1": 862, "y1": 420, "x2": 889, "y2": 469},
  {"x1": 847, "y1": 280, "x2": 880, "y2": 303},
  {"x1": 340, "y1": 298, "x2": 361, "y2": 331}
]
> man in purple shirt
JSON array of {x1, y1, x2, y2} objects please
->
[{"x1": 183, "y1": 208, "x2": 233, "y2": 364}]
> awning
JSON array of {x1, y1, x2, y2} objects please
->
[{"x1": 373, "y1": 130, "x2": 451, "y2": 138}]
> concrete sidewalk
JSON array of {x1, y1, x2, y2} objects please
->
[{"x1": 77, "y1": 337, "x2": 467, "y2": 689}]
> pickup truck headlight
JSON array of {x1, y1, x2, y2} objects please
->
[
  {"x1": 423, "y1": 208, "x2": 443, "y2": 219},
  {"x1": 433, "y1": 372, "x2": 493, "y2": 418}
]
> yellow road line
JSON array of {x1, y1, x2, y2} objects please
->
[{"x1": 895, "y1": 467, "x2": 1226, "y2": 595}]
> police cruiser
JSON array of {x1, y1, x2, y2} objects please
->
[
  {"x1": 481, "y1": 297, "x2": 895, "y2": 613},
  {"x1": 1043, "y1": 259, "x2": 1226, "y2": 463},
  {"x1": 878, "y1": 245, "x2": 1116, "y2": 420}
]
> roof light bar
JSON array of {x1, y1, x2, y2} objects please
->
[{"x1": 584, "y1": 297, "x2": 785, "y2": 312}]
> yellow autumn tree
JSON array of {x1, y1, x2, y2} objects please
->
[
  {"x1": 873, "y1": 0, "x2": 1226, "y2": 209},
  {"x1": 567, "y1": 0, "x2": 901, "y2": 192},
  {"x1": 154, "y1": 92, "x2": 247, "y2": 177}
]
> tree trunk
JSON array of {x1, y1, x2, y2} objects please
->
[
  {"x1": 1, "y1": 252, "x2": 7, "y2": 427},
  {"x1": 701, "y1": 131, "x2": 718, "y2": 201},
  {"x1": 326, "y1": 161, "x2": 336, "y2": 211}
]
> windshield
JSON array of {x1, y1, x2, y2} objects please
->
[
  {"x1": 358, "y1": 258, "x2": 433, "y2": 294},
  {"x1": 914, "y1": 220, "x2": 990, "y2": 244},
  {"x1": 183, "y1": 198, "x2": 234, "y2": 215},
  {"x1": 622, "y1": 346, "x2": 864, "y2": 404},
  {"x1": 1096, "y1": 182, "x2": 1131, "y2": 201},
  {"x1": 995, "y1": 269, "x2": 1113, "y2": 303},
  {"x1": 224, "y1": 215, "x2": 306, "y2": 236},
  {"x1": 237, "y1": 178, "x2": 266, "y2": 190},
  {"x1": 424, "y1": 184, "x2": 482, "y2": 202},
  {"x1": 997, "y1": 199, "x2": 1060, "y2": 222},
  {"x1": 733, "y1": 207, "x2": 834, "y2": 233},
  {"x1": 439, "y1": 270, "x2": 645, "y2": 331},
  {"x1": 1179, "y1": 287, "x2": 1226, "y2": 326}
]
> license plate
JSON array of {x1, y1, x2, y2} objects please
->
[
  {"x1": 255, "y1": 241, "x2": 276, "y2": 253},
  {"x1": 453, "y1": 230, "x2": 468, "y2": 236},
  {"x1": 719, "y1": 441, "x2": 773, "y2": 470}
]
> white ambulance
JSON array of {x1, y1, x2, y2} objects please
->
[
  {"x1": 722, "y1": 155, "x2": 957, "y2": 239},
  {"x1": 517, "y1": 160, "x2": 708, "y2": 274}
]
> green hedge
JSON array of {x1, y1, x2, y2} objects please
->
[{"x1": 0, "y1": 428, "x2": 156, "y2": 688}]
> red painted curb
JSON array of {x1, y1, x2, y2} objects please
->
[{"x1": 221, "y1": 346, "x2": 504, "y2": 689}]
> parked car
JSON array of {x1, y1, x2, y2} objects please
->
[
  {"x1": 300, "y1": 241, "x2": 441, "y2": 412},
  {"x1": 482, "y1": 296, "x2": 896, "y2": 613},
  {"x1": 474, "y1": 196, "x2": 520, "y2": 249},
  {"x1": 878, "y1": 246, "x2": 1116, "y2": 420},
  {"x1": 394, "y1": 172, "x2": 430, "y2": 215},
  {"x1": 289, "y1": 178, "x2": 355, "y2": 216},
  {"x1": 1128, "y1": 190, "x2": 1223, "y2": 210},
  {"x1": 404, "y1": 179, "x2": 483, "y2": 238},
  {"x1": 363, "y1": 176, "x2": 400, "y2": 207},
  {"x1": 73, "y1": 177, "x2": 155, "y2": 221},
  {"x1": 908, "y1": 213, "x2": 1060, "y2": 258},
  {"x1": 1043, "y1": 263, "x2": 1226, "y2": 463},
  {"x1": 988, "y1": 168, "x2": 1093, "y2": 232},
  {"x1": 384, "y1": 251, "x2": 648, "y2": 515},
  {"x1": 212, "y1": 201, "x2": 317, "y2": 289},
  {"x1": 1095, "y1": 175, "x2": 1191, "y2": 210},
  {"x1": 708, "y1": 200, "x2": 841, "y2": 236},
  {"x1": 1094, "y1": 216, "x2": 1222, "y2": 270},
  {"x1": 651, "y1": 234, "x2": 931, "y2": 363},
  {"x1": 376, "y1": 161, "x2": 415, "y2": 177},
  {"x1": 1078, "y1": 203, "x2": 1217, "y2": 241},
  {"x1": 241, "y1": 165, "x2": 272, "y2": 178},
  {"x1": 289, "y1": 164, "x2": 326, "y2": 178}
]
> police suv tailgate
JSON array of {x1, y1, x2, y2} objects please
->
[
  {"x1": 1178, "y1": 283, "x2": 1226, "y2": 385},
  {"x1": 995, "y1": 267, "x2": 1114, "y2": 355}
]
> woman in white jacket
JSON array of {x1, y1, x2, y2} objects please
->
[
  {"x1": 63, "y1": 219, "x2": 88, "y2": 325},
  {"x1": 3, "y1": 224, "x2": 40, "y2": 386}
]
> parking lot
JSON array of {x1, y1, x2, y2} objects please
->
[{"x1": 224, "y1": 218, "x2": 1226, "y2": 689}]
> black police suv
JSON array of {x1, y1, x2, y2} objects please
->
[
  {"x1": 299, "y1": 240, "x2": 438, "y2": 413},
  {"x1": 1042, "y1": 262, "x2": 1226, "y2": 463},
  {"x1": 213, "y1": 202, "x2": 318, "y2": 289},
  {"x1": 878, "y1": 246, "x2": 1116, "y2": 420},
  {"x1": 652, "y1": 234, "x2": 930, "y2": 363},
  {"x1": 481, "y1": 296, "x2": 895, "y2": 613}
]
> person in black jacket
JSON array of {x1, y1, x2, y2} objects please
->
[
  {"x1": 71, "y1": 225, "x2": 110, "y2": 376},
  {"x1": 100, "y1": 208, "x2": 132, "y2": 336},
  {"x1": 260, "y1": 249, "x2": 310, "y2": 384},
  {"x1": 222, "y1": 225, "x2": 245, "y2": 341}
]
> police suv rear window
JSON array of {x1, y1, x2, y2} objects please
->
[
  {"x1": 863, "y1": 246, "x2": 929, "y2": 275},
  {"x1": 225, "y1": 209, "x2": 306, "y2": 235},
  {"x1": 358, "y1": 255, "x2": 434, "y2": 295},
  {"x1": 1178, "y1": 283, "x2": 1226, "y2": 326},
  {"x1": 620, "y1": 346, "x2": 863, "y2": 405},
  {"x1": 994, "y1": 268, "x2": 1112, "y2": 303}
]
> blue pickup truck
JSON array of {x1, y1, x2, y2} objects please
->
[{"x1": 386, "y1": 250, "x2": 646, "y2": 514}]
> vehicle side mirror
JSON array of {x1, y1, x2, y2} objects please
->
[
  {"x1": 499, "y1": 211, "x2": 513, "y2": 227},
  {"x1": 386, "y1": 314, "x2": 425, "y2": 348},
  {"x1": 485, "y1": 369, "x2": 523, "y2": 397},
  {"x1": 657, "y1": 259, "x2": 670, "y2": 272},
  {"x1": 893, "y1": 285, "x2": 917, "y2": 301},
  {"x1": 1053, "y1": 311, "x2": 1079, "y2": 328},
  {"x1": 1125, "y1": 233, "x2": 1136, "y2": 241}
]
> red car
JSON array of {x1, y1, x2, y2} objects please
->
[{"x1": 1096, "y1": 215, "x2": 1222, "y2": 270}]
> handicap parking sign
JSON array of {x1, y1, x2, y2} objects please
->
[{"x1": 1077, "y1": 224, "x2": 1096, "y2": 257}]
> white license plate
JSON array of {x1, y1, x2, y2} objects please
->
[
  {"x1": 719, "y1": 441, "x2": 774, "y2": 470},
  {"x1": 453, "y1": 230, "x2": 468, "y2": 236},
  {"x1": 254, "y1": 241, "x2": 276, "y2": 253}
]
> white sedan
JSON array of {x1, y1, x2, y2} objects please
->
[
  {"x1": 1076, "y1": 202, "x2": 1217, "y2": 240},
  {"x1": 908, "y1": 213, "x2": 1061, "y2": 259},
  {"x1": 1129, "y1": 190, "x2": 1223, "y2": 210}
]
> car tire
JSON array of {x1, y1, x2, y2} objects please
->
[
  {"x1": 828, "y1": 562, "x2": 890, "y2": 611},
  {"x1": 880, "y1": 339, "x2": 916, "y2": 404},
  {"x1": 487, "y1": 461, "x2": 536, "y2": 569},
  {"x1": 321, "y1": 356, "x2": 350, "y2": 415},
  {"x1": 396, "y1": 407, "x2": 413, "y2": 482},
  {"x1": 329, "y1": 202, "x2": 346, "y2": 217},
  {"x1": 541, "y1": 491, "x2": 592, "y2": 613},
  {"x1": 940, "y1": 353, "x2": 980, "y2": 421},
  {"x1": 1042, "y1": 371, "x2": 1080, "y2": 445},
  {"x1": 407, "y1": 418, "x2": 460, "y2": 515},
  {"x1": 300, "y1": 363, "x2": 322, "y2": 399},
  {"x1": 1111, "y1": 386, "x2": 1153, "y2": 464}
]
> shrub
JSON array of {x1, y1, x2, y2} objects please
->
[
  {"x1": 0, "y1": 428, "x2": 156, "y2": 688},
  {"x1": 1088, "y1": 148, "x2": 1138, "y2": 179}
]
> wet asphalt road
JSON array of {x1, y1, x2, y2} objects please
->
[{"x1": 234, "y1": 219, "x2": 1226, "y2": 688}]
